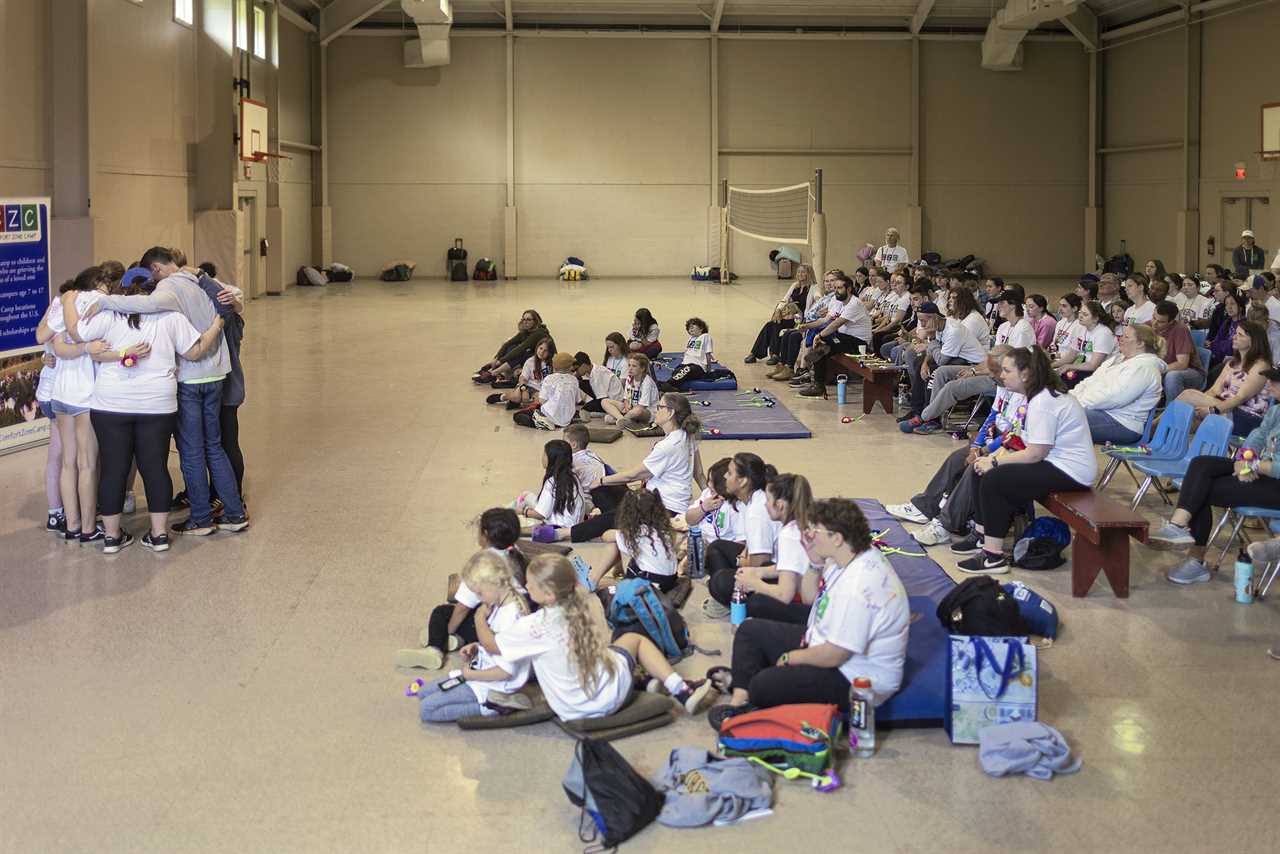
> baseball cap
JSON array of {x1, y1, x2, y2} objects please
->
[
  {"x1": 121, "y1": 266, "x2": 152, "y2": 288},
  {"x1": 1242, "y1": 229, "x2": 1255, "y2": 238},
  {"x1": 1251, "y1": 275, "x2": 1269, "y2": 290},
  {"x1": 551, "y1": 352, "x2": 575, "y2": 371},
  {"x1": 1078, "y1": 273, "x2": 1100, "y2": 284},
  {"x1": 916, "y1": 301, "x2": 941, "y2": 315}
]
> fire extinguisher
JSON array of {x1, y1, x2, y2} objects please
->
[{"x1": 1207, "y1": 236, "x2": 1215, "y2": 257}]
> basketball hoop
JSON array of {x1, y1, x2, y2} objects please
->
[{"x1": 251, "y1": 150, "x2": 290, "y2": 184}]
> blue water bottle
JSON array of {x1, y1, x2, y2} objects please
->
[
  {"x1": 687, "y1": 526, "x2": 705, "y2": 579},
  {"x1": 1235, "y1": 548, "x2": 1254, "y2": 604},
  {"x1": 836, "y1": 374, "x2": 848, "y2": 406},
  {"x1": 730, "y1": 583, "x2": 747, "y2": 627}
]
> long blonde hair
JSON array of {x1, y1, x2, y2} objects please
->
[
  {"x1": 461, "y1": 550, "x2": 530, "y2": 615},
  {"x1": 526, "y1": 555, "x2": 615, "y2": 694}
]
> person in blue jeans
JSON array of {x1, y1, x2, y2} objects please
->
[{"x1": 83, "y1": 246, "x2": 248, "y2": 535}]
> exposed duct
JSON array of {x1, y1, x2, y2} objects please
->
[
  {"x1": 402, "y1": 0, "x2": 452, "y2": 68},
  {"x1": 981, "y1": 0, "x2": 1082, "y2": 70}
]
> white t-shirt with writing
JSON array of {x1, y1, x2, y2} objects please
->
[
  {"x1": 1051, "y1": 320, "x2": 1081, "y2": 356},
  {"x1": 1123, "y1": 301, "x2": 1155, "y2": 326},
  {"x1": 538, "y1": 372, "x2": 582, "y2": 427},
  {"x1": 643, "y1": 430, "x2": 695, "y2": 512},
  {"x1": 940, "y1": 317, "x2": 988, "y2": 364},
  {"x1": 743, "y1": 489, "x2": 782, "y2": 560},
  {"x1": 804, "y1": 548, "x2": 910, "y2": 706},
  {"x1": 587, "y1": 364, "x2": 623, "y2": 401},
  {"x1": 1023, "y1": 388, "x2": 1097, "y2": 486},
  {"x1": 466, "y1": 599, "x2": 532, "y2": 713},
  {"x1": 874, "y1": 244, "x2": 910, "y2": 271},
  {"x1": 681, "y1": 333, "x2": 714, "y2": 369},
  {"x1": 616, "y1": 527, "x2": 677, "y2": 578},
  {"x1": 496, "y1": 603, "x2": 632, "y2": 721},
  {"x1": 49, "y1": 291, "x2": 103, "y2": 408},
  {"x1": 535, "y1": 477, "x2": 586, "y2": 528},
  {"x1": 995, "y1": 317, "x2": 1036, "y2": 349},
  {"x1": 692, "y1": 488, "x2": 745, "y2": 544},
  {"x1": 833, "y1": 298, "x2": 873, "y2": 342},
  {"x1": 519, "y1": 357, "x2": 549, "y2": 392},
  {"x1": 623, "y1": 374, "x2": 659, "y2": 410},
  {"x1": 78, "y1": 311, "x2": 200, "y2": 415},
  {"x1": 1070, "y1": 324, "x2": 1117, "y2": 362},
  {"x1": 1175, "y1": 294, "x2": 1214, "y2": 325},
  {"x1": 991, "y1": 387, "x2": 1027, "y2": 434}
]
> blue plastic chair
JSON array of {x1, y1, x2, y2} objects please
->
[
  {"x1": 1190, "y1": 328, "x2": 1208, "y2": 348},
  {"x1": 1208, "y1": 506, "x2": 1280, "y2": 568},
  {"x1": 1129, "y1": 414, "x2": 1233, "y2": 510},
  {"x1": 1097, "y1": 401, "x2": 1193, "y2": 490},
  {"x1": 1195, "y1": 347, "x2": 1211, "y2": 389}
]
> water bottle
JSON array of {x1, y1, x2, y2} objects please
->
[
  {"x1": 730, "y1": 583, "x2": 747, "y2": 627},
  {"x1": 1235, "y1": 548, "x2": 1254, "y2": 604},
  {"x1": 687, "y1": 526, "x2": 705, "y2": 580},
  {"x1": 848, "y1": 677, "x2": 876, "y2": 757},
  {"x1": 836, "y1": 374, "x2": 848, "y2": 406}
]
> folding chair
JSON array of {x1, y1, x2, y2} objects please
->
[
  {"x1": 1097, "y1": 401, "x2": 1192, "y2": 490},
  {"x1": 1195, "y1": 347, "x2": 1211, "y2": 389},
  {"x1": 1190, "y1": 328, "x2": 1208, "y2": 348},
  {"x1": 1207, "y1": 507, "x2": 1280, "y2": 568},
  {"x1": 1130, "y1": 414, "x2": 1233, "y2": 511}
]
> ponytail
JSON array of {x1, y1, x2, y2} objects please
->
[
  {"x1": 660, "y1": 392, "x2": 701, "y2": 438},
  {"x1": 767, "y1": 473, "x2": 813, "y2": 528}
]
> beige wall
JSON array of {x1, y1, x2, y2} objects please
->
[
  {"x1": 278, "y1": 20, "x2": 315, "y2": 275},
  {"x1": 0, "y1": 1, "x2": 51, "y2": 198}
]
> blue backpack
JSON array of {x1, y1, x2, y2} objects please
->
[
  {"x1": 1002, "y1": 582, "x2": 1059, "y2": 639},
  {"x1": 606, "y1": 579, "x2": 688, "y2": 661},
  {"x1": 1013, "y1": 516, "x2": 1071, "y2": 570}
]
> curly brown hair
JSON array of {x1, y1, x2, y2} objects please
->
[
  {"x1": 616, "y1": 489, "x2": 676, "y2": 560},
  {"x1": 809, "y1": 498, "x2": 872, "y2": 554}
]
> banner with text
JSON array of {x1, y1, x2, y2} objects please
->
[{"x1": 0, "y1": 197, "x2": 53, "y2": 454}]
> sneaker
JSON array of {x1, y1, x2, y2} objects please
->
[
  {"x1": 913, "y1": 519, "x2": 954, "y2": 547},
  {"x1": 79, "y1": 522, "x2": 106, "y2": 545},
  {"x1": 210, "y1": 497, "x2": 225, "y2": 520},
  {"x1": 672, "y1": 679, "x2": 718, "y2": 715},
  {"x1": 1149, "y1": 522, "x2": 1194, "y2": 549},
  {"x1": 46, "y1": 512, "x2": 66, "y2": 534},
  {"x1": 486, "y1": 392, "x2": 504, "y2": 405},
  {"x1": 771, "y1": 367, "x2": 795, "y2": 382},
  {"x1": 485, "y1": 691, "x2": 534, "y2": 714},
  {"x1": 702, "y1": 597, "x2": 731, "y2": 619},
  {"x1": 707, "y1": 703, "x2": 756, "y2": 733},
  {"x1": 64, "y1": 526, "x2": 81, "y2": 542},
  {"x1": 1166, "y1": 558, "x2": 1210, "y2": 585},
  {"x1": 217, "y1": 515, "x2": 250, "y2": 533},
  {"x1": 102, "y1": 531, "x2": 135, "y2": 554},
  {"x1": 950, "y1": 534, "x2": 982, "y2": 555},
  {"x1": 899, "y1": 416, "x2": 923, "y2": 434},
  {"x1": 122, "y1": 492, "x2": 136, "y2": 514},
  {"x1": 447, "y1": 634, "x2": 462, "y2": 652},
  {"x1": 394, "y1": 646, "x2": 445, "y2": 670},
  {"x1": 912, "y1": 420, "x2": 944, "y2": 435},
  {"x1": 896, "y1": 411, "x2": 919, "y2": 423},
  {"x1": 743, "y1": 354, "x2": 758, "y2": 364},
  {"x1": 141, "y1": 532, "x2": 170, "y2": 552},
  {"x1": 957, "y1": 551, "x2": 1010, "y2": 575},
  {"x1": 797, "y1": 384, "x2": 827, "y2": 398},
  {"x1": 171, "y1": 519, "x2": 216, "y2": 536},
  {"x1": 171, "y1": 490, "x2": 190, "y2": 510},
  {"x1": 887, "y1": 502, "x2": 929, "y2": 525},
  {"x1": 765, "y1": 356, "x2": 780, "y2": 366},
  {"x1": 1268, "y1": 646, "x2": 1280, "y2": 661},
  {"x1": 788, "y1": 373, "x2": 812, "y2": 387}
]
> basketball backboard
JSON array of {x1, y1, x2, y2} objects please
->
[
  {"x1": 1263, "y1": 102, "x2": 1280, "y2": 161},
  {"x1": 239, "y1": 97, "x2": 269, "y2": 162}
]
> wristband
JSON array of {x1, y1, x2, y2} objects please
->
[
  {"x1": 991, "y1": 457, "x2": 999, "y2": 467},
  {"x1": 779, "y1": 653, "x2": 790, "y2": 666},
  {"x1": 120, "y1": 352, "x2": 138, "y2": 368}
]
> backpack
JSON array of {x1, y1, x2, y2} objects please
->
[
  {"x1": 690, "y1": 266, "x2": 713, "y2": 281},
  {"x1": 1002, "y1": 582, "x2": 1059, "y2": 639},
  {"x1": 296, "y1": 266, "x2": 326, "y2": 286},
  {"x1": 1013, "y1": 517, "x2": 1070, "y2": 571},
  {"x1": 325, "y1": 263, "x2": 353, "y2": 283},
  {"x1": 605, "y1": 578, "x2": 689, "y2": 661},
  {"x1": 381, "y1": 263, "x2": 414, "y2": 282},
  {"x1": 562, "y1": 737, "x2": 662, "y2": 851},
  {"x1": 1103, "y1": 253, "x2": 1134, "y2": 276},
  {"x1": 921, "y1": 251, "x2": 942, "y2": 266},
  {"x1": 936, "y1": 576, "x2": 1028, "y2": 636},
  {"x1": 473, "y1": 258, "x2": 497, "y2": 280},
  {"x1": 717, "y1": 703, "x2": 840, "y2": 780}
]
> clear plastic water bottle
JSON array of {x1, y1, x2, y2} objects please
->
[
  {"x1": 730, "y1": 583, "x2": 747, "y2": 627},
  {"x1": 1235, "y1": 548, "x2": 1254, "y2": 604},
  {"x1": 849, "y1": 677, "x2": 876, "y2": 757},
  {"x1": 687, "y1": 526, "x2": 705, "y2": 580},
  {"x1": 836, "y1": 374, "x2": 848, "y2": 406}
]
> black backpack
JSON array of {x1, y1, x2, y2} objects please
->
[
  {"x1": 562, "y1": 737, "x2": 662, "y2": 851},
  {"x1": 936, "y1": 576, "x2": 1027, "y2": 636}
]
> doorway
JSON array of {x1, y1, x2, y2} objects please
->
[
  {"x1": 1220, "y1": 195, "x2": 1272, "y2": 268},
  {"x1": 238, "y1": 195, "x2": 258, "y2": 299}
]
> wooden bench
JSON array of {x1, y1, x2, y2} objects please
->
[
  {"x1": 830, "y1": 354, "x2": 900, "y2": 415},
  {"x1": 1038, "y1": 490, "x2": 1149, "y2": 598}
]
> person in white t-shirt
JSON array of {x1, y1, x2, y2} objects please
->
[
  {"x1": 1050, "y1": 294, "x2": 1083, "y2": 359},
  {"x1": 663, "y1": 318, "x2": 731, "y2": 391},
  {"x1": 703, "y1": 453, "x2": 781, "y2": 617},
  {"x1": 497, "y1": 555, "x2": 717, "y2": 719},
  {"x1": 584, "y1": 489, "x2": 680, "y2": 593},
  {"x1": 572, "y1": 351, "x2": 623, "y2": 416},
  {"x1": 521, "y1": 440, "x2": 587, "y2": 542},
  {"x1": 957, "y1": 347, "x2": 1097, "y2": 575},
  {"x1": 1051, "y1": 300, "x2": 1117, "y2": 386},
  {"x1": 488, "y1": 336, "x2": 555, "y2": 408},
  {"x1": 395, "y1": 508, "x2": 529, "y2": 672},
  {"x1": 684, "y1": 457, "x2": 746, "y2": 550},
  {"x1": 602, "y1": 332, "x2": 629, "y2": 378},
  {"x1": 798, "y1": 275, "x2": 873, "y2": 398},
  {"x1": 734, "y1": 474, "x2": 817, "y2": 625},
  {"x1": 513, "y1": 352, "x2": 582, "y2": 430},
  {"x1": 601, "y1": 353, "x2": 659, "y2": 426},
  {"x1": 33, "y1": 299, "x2": 66, "y2": 534},
  {"x1": 705, "y1": 498, "x2": 909, "y2": 726},
  {"x1": 595, "y1": 393, "x2": 706, "y2": 515},
  {"x1": 1173, "y1": 276, "x2": 1214, "y2": 326},
  {"x1": 74, "y1": 289, "x2": 226, "y2": 553},
  {"x1": 872, "y1": 227, "x2": 910, "y2": 272},
  {"x1": 993, "y1": 291, "x2": 1036, "y2": 349},
  {"x1": 1122, "y1": 274, "x2": 1155, "y2": 326},
  {"x1": 412, "y1": 550, "x2": 535, "y2": 721},
  {"x1": 562, "y1": 423, "x2": 617, "y2": 514},
  {"x1": 628, "y1": 307, "x2": 662, "y2": 358}
]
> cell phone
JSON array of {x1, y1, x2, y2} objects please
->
[{"x1": 438, "y1": 675, "x2": 466, "y2": 691}]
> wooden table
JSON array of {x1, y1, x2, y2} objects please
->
[
  {"x1": 831, "y1": 354, "x2": 901, "y2": 415},
  {"x1": 1039, "y1": 490, "x2": 1149, "y2": 598}
]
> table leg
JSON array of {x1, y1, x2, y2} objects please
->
[
  {"x1": 1070, "y1": 529, "x2": 1131, "y2": 598},
  {"x1": 862, "y1": 374, "x2": 895, "y2": 415}
]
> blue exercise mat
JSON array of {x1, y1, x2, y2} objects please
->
[
  {"x1": 653, "y1": 352, "x2": 738, "y2": 391},
  {"x1": 856, "y1": 499, "x2": 957, "y2": 728},
  {"x1": 687, "y1": 389, "x2": 811, "y2": 440}
]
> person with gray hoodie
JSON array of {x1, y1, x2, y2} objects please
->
[{"x1": 1069, "y1": 323, "x2": 1166, "y2": 446}]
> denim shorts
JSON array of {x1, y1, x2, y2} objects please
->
[
  {"x1": 39, "y1": 400, "x2": 54, "y2": 419},
  {"x1": 51, "y1": 400, "x2": 89, "y2": 417}
]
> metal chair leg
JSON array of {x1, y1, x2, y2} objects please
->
[
  {"x1": 1097, "y1": 458, "x2": 1121, "y2": 490},
  {"x1": 1131, "y1": 476, "x2": 1154, "y2": 510},
  {"x1": 1123, "y1": 461, "x2": 1142, "y2": 490},
  {"x1": 1257, "y1": 560, "x2": 1279, "y2": 599},
  {"x1": 1207, "y1": 509, "x2": 1234, "y2": 553},
  {"x1": 1216, "y1": 514, "x2": 1248, "y2": 567}
]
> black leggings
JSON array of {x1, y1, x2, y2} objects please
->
[
  {"x1": 750, "y1": 319, "x2": 795, "y2": 359},
  {"x1": 425, "y1": 603, "x2": 478, "y2": 652},
  {"x1": 210, "y1": 405, "x2": 245, "y2": 501},
  {"x1": 1176, "y1": 455, "x2": 1280, "y2": 546},
  {"x1": 706, "y1": 541, "x2": 746, "y2": 604},
  {"x1": 977, "y1": 461, "x2": 1084, "y2": 539},
  {"x1": 566, "y1": 485, "x2": 629, "y2": 542},
  {"x1": 91, "y1": 410, "x2": 177, "y2": 516},
  {"x1": 731, "y1": 619, "x2": 852, "y2": 711},
  {"x1": 779, "y1": 330, "x2": 805, "y2": 369},
  {"x1": 662, "y1": 364, "x2": 733, "y2": 392},
  {"x1": 746, "y1": 594, "x2": 810, "y2": 624}
]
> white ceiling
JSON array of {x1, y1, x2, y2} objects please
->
[{"x1": 280, "y1": 0, "x2": 1191, "y2": 35}]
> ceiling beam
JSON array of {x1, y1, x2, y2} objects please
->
[
  {"x1": 318, "y1": 0, "x2": 394, "y2": 45},
  {"x1": 279, "y1": 3, "x2": 318, "y2": 33},
  {"x1": 1059, "y1": 5, "x2": 1097, "y2": 50},
  {"x1": 710, "y1": 0, "x2": 726, "y2": 33},
  {"x1": 1100, "y1": 9, "x2": 1185, "y2": 41},
  {"x1": 909, "y1": 0, "x2": 935, "y2": 34}
]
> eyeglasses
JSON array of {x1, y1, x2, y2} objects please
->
[{"x1": 655, "y1": 403, "x2": 671, "y2": 412}]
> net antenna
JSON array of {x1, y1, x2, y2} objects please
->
[{"x1": 720, "y1": 169, "x2": 826, "y2": 283}]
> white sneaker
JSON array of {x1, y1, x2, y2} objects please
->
[
  {"x1": 887, "y1": 502, "x2": 929, "y2": 525},
  {"x1": 913, "y1": 519, "x2": 953, "y2": 547},
  {"x1": 394, "y1": 647, "x2": 445, "y2": 670}
]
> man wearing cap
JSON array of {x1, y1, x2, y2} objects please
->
[
  {"x1": 1247, "y1": 275, "x2": 1280, "y2": 325},
  {"x1": 1233, "y1": 229, "x2": 1267, "y2": 278}
]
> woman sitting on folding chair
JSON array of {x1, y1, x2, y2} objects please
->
[
  {"x1": 1172, "y1": 319, "x2": 1271, "y2": 436},
  {"x1": 1149, "y1": 368, "x2": 1280, "y2": 585}
]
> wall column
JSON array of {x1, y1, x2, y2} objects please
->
[
  {"x1": 48, "y1": 0, "x2": 95, "y2": 285},
  {"x1": 1084, "y1": 49, "x2": 1103, "y2": 271},
  {"x1": 503, "y1": 6, "x2": 518, "y2": 279},
  {"x1": 1176, "y1": 8, "x2": 1202, "y2": 273},
  {"x1": 906, "y1": 37, "x2": 923, "y2": 257},
  {"x1": 311, "y1": 41, "x2": 332, "y2": 267}
]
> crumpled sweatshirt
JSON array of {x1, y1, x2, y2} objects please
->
[
  {"x1": 978, "y1": 721, "x2": 1083, "y2": 781},
  {"x1": 651, "y1": 747, "x2": 774, "y2": 827}
]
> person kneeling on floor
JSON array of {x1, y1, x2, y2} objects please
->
[{"x1": 706, "y1": 497, "x2": 909, "y2": 729}]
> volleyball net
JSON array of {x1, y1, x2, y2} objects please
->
[{"x1": 718, "y1": 169, "x2": 826, "y2": 283}]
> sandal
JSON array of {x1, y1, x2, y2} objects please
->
[{"x1": 705, "y1": 666, "x2": 733, "y2": 694}]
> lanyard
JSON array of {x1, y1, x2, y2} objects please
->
[{"x1": 869, "y1": 531, "x2": 926, "y2": 558}]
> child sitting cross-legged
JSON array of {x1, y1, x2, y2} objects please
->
[
  {"x1": 518, "y1": 439, "x2": 588, "y2": 540},
  {"x1": 495, "y1": 554, "x2": 717, "y2": 719},
  {"x1": 583, "y1": 489, "x2": 680, "y2": 593},
  {"x1": 413, "y1": 550, "x2": 535, "y2": 722}
]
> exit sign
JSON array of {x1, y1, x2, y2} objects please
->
[{"x1": 1235, "y1": 162, "x2": 1247, "y2": 179}]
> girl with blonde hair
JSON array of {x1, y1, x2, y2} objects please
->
[{"x1": 495, "y1": 555, "x2": 717, "y2": 719}]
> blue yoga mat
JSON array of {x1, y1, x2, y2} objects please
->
[
  {"x1": 688, "y1": 389, "x2": 811, "y2": 440},
  {"x1": 653, "y1": 352, "x2": 738, "y2": 391}
]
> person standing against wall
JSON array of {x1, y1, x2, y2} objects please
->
[
  {"x1": 1233, "y1": 229, "x2": 1267, "y2": 278},
  {"x1": 873, "y1": 227, "x2": 910, "y2": 272}
]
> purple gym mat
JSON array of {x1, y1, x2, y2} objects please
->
[
  {"x1": 856, "y1": 498, "x2": 956, "y2": 602},
  {"x1": 688, "y1": 389, "x2": 812, "y2": 440}
]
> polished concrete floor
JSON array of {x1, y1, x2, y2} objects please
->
[{"x1": 1, "y1": 277, "x2": 1277, "y2": 853}]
